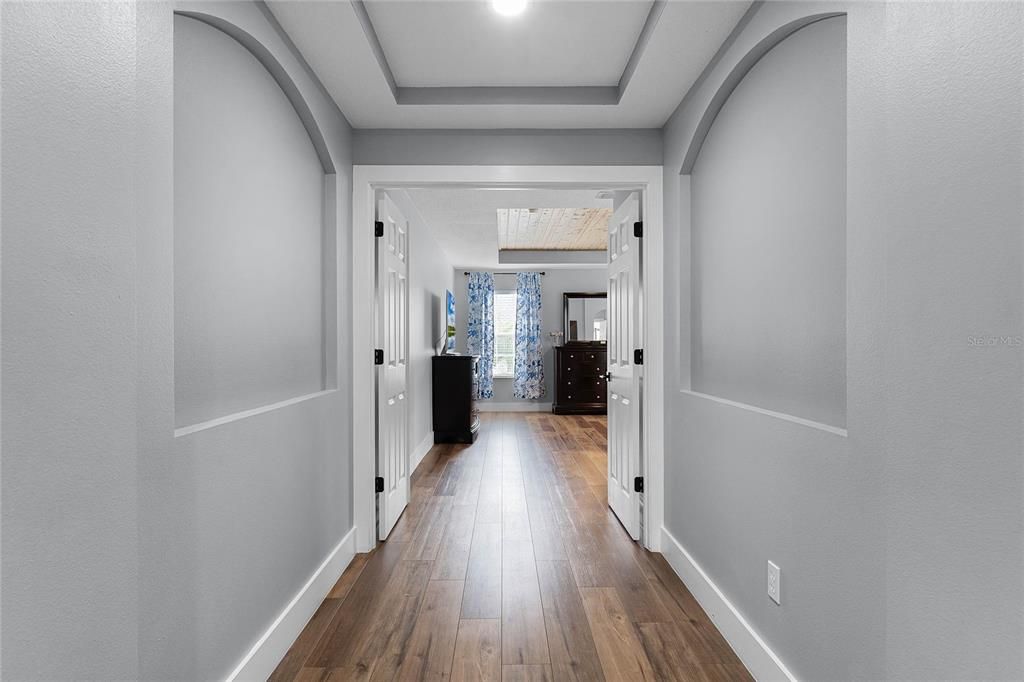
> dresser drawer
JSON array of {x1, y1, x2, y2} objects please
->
[
  {"x1": 562, "y1": 348, "x2": 605, "y2": 361},
  {"x1": 560, "y1": 376, "x2": 605, "y2": 393},
  {"x1": 558, "y1": 387, "x2": 605, "y2": 404}
]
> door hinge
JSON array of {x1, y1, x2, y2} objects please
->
[
  {"x1": 634, "y1": 476, "x2": 644, "y2": 493},
  {"x1": 634, "y1": 348, "x2": 644, "y2": 365},
  {"x1": 633, "y1": 221, "x2": 643, "y2": 238},
  {"x1": 374, "y1": 348, "x2": 384, "y2": 365},
  {"x1": 375, "y1": 476, "x2": 385, "y2": 493},
  {"x1": 374, "y1": 220, "x2": 384, "y2": 238}
]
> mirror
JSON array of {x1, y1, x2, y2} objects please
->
[{"x1": 563, "y1": 292, "x2": 607, "y2": 344}]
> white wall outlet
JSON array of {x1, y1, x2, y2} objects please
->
[{"x1": 767, "y1": 561, "x2": 781, "y2": 605}]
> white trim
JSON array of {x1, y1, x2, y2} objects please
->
[
  {"x1": 477, "y1": 402, "x2": 553, "y2": 413},
  {"x1": 660, "y1": 526, "x2": 796, "y2": 682},
  {"x1": 174, "y1": 389, "x2": 337, "y2": 438},
  {"x1": 641, "y1": 167, "x2": 664, "y2": 552},
  {"x1": 410, "y1": 431, "x2": 434, "y2": 474},
  {"x1": 353, "y1": 165, "x2": 664, "y2": 554},
  {"x1": 679, "y1": 390, "x2": 848, "y2": 438},
  {"x1": 225, "y1": 526, "x2": 357, "y2": 682}
]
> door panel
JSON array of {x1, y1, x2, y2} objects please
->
[
  {"x1": 606, "y1": 192, "x2": 642, "y2": 540},
  {"x1": 376, "y1": 192, "x2": 409, "y2": 540}
]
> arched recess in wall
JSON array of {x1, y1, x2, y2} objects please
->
[
  {"x1": 172, "y1": 12, "x2": 339, "y2": 430},
  {"x1": 681, "y1": 13, "x2": 848, "y2": 430},
  {"x1": 174, "y1": 10, "x2": 336, "y2": 175}
]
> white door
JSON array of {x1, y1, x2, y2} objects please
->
[
  {"x1": 606, "y1": 191, "x2": 642, "y2": 540},
  {"x1": 375, "y1": 192, "x2": 410, "y2": 540}
]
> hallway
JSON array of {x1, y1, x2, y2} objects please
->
[{"x1": 271, "y1": 413, "x2": 751, "y2": 681}]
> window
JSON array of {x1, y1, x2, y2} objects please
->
[{"x1": 493, "y1": 291, "x2": 517, "y2": 378}]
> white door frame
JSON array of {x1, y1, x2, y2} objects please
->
[{"x1": 352, "y1": 165, "x2": 664, "y2": 554}]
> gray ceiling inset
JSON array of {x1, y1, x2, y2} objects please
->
[{"x1": 353, "y1": 0, "x2": 664, "y2": 106}]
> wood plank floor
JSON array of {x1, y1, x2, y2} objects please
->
[{"x1": 271, "y1": 413, "x2": 752, "y2": 682}]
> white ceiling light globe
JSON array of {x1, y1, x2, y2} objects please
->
[{"x1": 491, "y1": 0, "x2": 528, "y2": 17}]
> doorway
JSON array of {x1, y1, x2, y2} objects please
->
[{"x1": 353, "y1": 166, "x2": 665, "y2": 554}]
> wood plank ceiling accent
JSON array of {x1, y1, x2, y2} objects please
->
[{"x1": 497, "y1": 208, "x2": 612, "y2": 251}]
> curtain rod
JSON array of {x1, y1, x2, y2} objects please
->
[{"x1": 464, "y1": 271, "x2": 546, "y2": 276}]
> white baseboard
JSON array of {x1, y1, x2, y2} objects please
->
[
  {"x1": 477, "y1": 402, "x2": 552, "y2": 412},
  {"x1": 411, "y1": 431, "x2": 434, "y2": 473},
  {"x1": 660, "y1": 526, "x2": 795, "y2": 682},
  {"x1": 226, "y1": 526, "x2": 357, "y2": 682}
]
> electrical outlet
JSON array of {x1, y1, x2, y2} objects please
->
[{"x1": 767, "y1": 561, "x2": 781, "y2": 605}]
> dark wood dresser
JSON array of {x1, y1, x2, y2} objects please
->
[
  {"x1": 432, "y1": 355, "x2": 480, "y2": 443},
  {"x1": 553, "y1": 346, "x2": 607, "y2": 415}
]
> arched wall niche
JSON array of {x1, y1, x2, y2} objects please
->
[
  {"x1": 139, "y1": 6, "x2": 352, "y2": 681},
  {"x1": 173, "y1": 11, "x2": 339, "y2": 429},
  {"x1": 681, "y1": 13, "x2": 848, "y2": 430},
  {"x1": 679, "y1": 12, "x2": 845, "y2": 176},
  {"x1": 174, "y1": 9, "x2": 336, "y2": 174}
]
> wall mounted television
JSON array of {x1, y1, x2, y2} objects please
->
[{"x1": 445, "y1": 289, "x2": 456, "y2": 354}]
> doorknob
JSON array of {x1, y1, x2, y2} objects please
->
[{"x1": 604, "y1": 371, "x2": 612, "y2": 381}]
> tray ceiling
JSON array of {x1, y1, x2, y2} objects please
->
[
  {"x1": 364, "y1": 1, "x2": 653, "y2": 88},
  {"x1": 268, "y1": 0, "x2": 752, "y2": 128}
]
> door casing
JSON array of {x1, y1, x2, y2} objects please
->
[{"x1": 351, "y1": 165, "x2": 665, "y2": 553}]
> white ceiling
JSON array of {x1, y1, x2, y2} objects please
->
[
  {"x1": 404, "y1": 188, "x2": 613, "y2": 268},
  {"x1": 365, "y1": 1, "x2": 652, "y2": 87},
  {"x1": 268, "y1": 0, "x2": 751, "y2": 128}
]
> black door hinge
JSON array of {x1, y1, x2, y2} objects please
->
[
  {"x1": 634, "y1": 476, "x2": 644, "y2": 493},
  {"x1": 634, "y1": 348, "x2": 644, "y2": 365},
  {"x1": 374, "y1": 220, "x2": 384, "y2": 238},
  {"x1": 374, "y1": 348, "x2": 384, "y2": 365},
  {"x1": 375, "y1": 476, "x2": 385, "y2": 493},
  {"x1": 633, "y1": 221, "x2": 643, "y2": 238}
]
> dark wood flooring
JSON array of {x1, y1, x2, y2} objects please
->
[{"x1": 270, "y1": 413, "x2": 752, "y2": 681}]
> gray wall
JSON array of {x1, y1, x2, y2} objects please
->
[
  {"x1": 456, "y1": 268, "x2": 608, "y2": 404},
  {"x1": 148, "y1": 5, "x2": 354, "y2": 679},
  {"x1": 174, "y1": 15, "x2": 326, "y2": 427},
  {"x1": 354, "y1": 129, "x2": 663, "y2": 166},
  {"x1": 662, "y1": 3, "x2": 1022, "y2": 680},
  {"x1": 388, "y1": 191, "x2": 455, "y2": 460},
  {"x1": 1, "y1": 2, "x2": 355, "y2": 680},
  {"x1": 1, "y1": 3, "x2": 142, "y2": 678},
  {"x1": 690, "y1": 17, "x2": 846, "y2": 428}
]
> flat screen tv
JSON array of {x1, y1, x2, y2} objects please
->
[{"x1": 445, "y1": 289, "x2": 457, "y2": 354}]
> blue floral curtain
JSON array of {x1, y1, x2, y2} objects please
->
[
  {"x1": 466, "y1": 272, "x2": 495, "y2": 400},
  {"x1": 513, "y1": 272, "x2": 545, "y2": 400}
]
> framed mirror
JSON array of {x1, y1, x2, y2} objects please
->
[{"x1": 563, "y1": 292, "x2": 608, "y2": 345}]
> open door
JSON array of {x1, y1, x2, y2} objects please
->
[
  {"x1": 606, "y1": 191, "x2": 642, "y2": 541},
  {"x1": 375, "y1": 192, "x2": 410, "y2": 540}
]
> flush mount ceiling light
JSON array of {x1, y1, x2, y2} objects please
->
[{"x1": 491, "y1": 0, "x2": 528, "y2": 17}]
